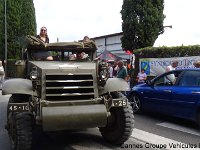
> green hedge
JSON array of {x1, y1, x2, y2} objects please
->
[{"x1": 134, "y1": 45, "x2": 200, "y2": 58}]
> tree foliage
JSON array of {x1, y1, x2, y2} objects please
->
[
  {"x1": 121, "y1": 0, "x2": 165, "y2": 51},
  {"x1": 0, "y1": 0, "x2": 36, "y2": 59}
]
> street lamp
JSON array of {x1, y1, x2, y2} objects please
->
[
  {"x1": 164, "y1": 25, "x2": 172, "y2": 29},
  {"x1": 159, "y1": 25, "x2": 172, "y2": 34},
  {"x1": 4, "y1": 0, "x2": 7, "y2": 77}
]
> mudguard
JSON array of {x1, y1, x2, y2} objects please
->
[
  {"x1": 99, "y1": 78, "x2": 130, "y2": 95},
  {"x1": 2, "y1": 78, "x2": 33, "y2": 95}
]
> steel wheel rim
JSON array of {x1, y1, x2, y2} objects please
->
[{"x1": 130, "y1": 95, "x2": 140, "y2": 113}]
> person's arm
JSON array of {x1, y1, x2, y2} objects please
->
[
  {"x1": 137, "y1": 73, "x2": 142, "y2": 82},
  {"x1": 144, "y1": 73, "x2": 147, "y2": 80},
  {"x1": 166, "y1": 66, "x2": 170, "y2": 72},
  {"x1": 46, "y1": 56, "x2": 53, "y2": 60},
  {"x1": 114, "y1": 65, "x2": 118, "y2": 71},
  {"x1": 124, "y1": 68, "x2": 128, "y2": 81},
  {"x1": 124, "y1": 75, "x2": 128, "y2": 81}
]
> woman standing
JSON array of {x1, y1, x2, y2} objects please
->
[
  {"x1": 33, "y1": 26, "x2": 53, "y2": 60},
  {"x1": 136, "y1": 69, "x2": 147, "y2": 84},
  {"x1": 37, "y1": 26, "x2": 49, "y2": 43}
]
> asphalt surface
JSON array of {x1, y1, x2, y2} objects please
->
[{"x1": 0, "y1": 94, "x2": 10, "y2": 150}]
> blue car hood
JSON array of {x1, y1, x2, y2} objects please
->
[{"x1": 133, "y1": 83, "x2": 148, "y2": 88}]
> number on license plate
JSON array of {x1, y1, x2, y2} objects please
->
[
  {"x1": 113, "y1": 100, "x2": 127, "y2": 107},
  {"x1": 8, "y1": 103, "x2": 29, "y2": 112}
]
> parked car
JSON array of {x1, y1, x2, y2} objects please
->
[{"x1": 127, "y1": 69, "x2": 200, "y2": 125}]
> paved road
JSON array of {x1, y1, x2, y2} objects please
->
[
  {"x1": 133, "y1": 112, "x2": 200, "y2": 150},
  {"x1": 1, "y1": 93, "x2": 200, "y2": 150},
  {"x1": 0, "y1": 94, "x2": 10, "y2": 150}
]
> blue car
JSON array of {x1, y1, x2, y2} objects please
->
[{"x1": 127, "y1": 69, "x2": 200, "y2": 125}]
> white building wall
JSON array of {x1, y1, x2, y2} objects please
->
[
  {"x1": 94, "y1": 38, "x2": 105, "y2": 54},
  {"x1": 93, "y1": 33, "x2": 130, "y2": 59},
  {"x1": 106, "y1": 36, "x2": 121, "y2": 45}
]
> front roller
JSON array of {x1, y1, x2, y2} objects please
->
[
  {"x1": 42, "y1": 104, "x2": 108, "y2": 131},
  {"x1": 99, "y1": 92, "x2": 134, "y2": 145}
]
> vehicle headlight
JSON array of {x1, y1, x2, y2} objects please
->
[
  {"x1": 101, "y1": 71, "x2": 107, "y2": 80},
  {"x1": 30, "y1": 66, "x2": 38, "y2": 80},
  {"x1": 101, "y1": 74, "x2": 106, "y2": 79}
]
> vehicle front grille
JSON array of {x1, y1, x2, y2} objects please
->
[{"x1": 45, "y1": 74, "x2": 95, "y2": 101}]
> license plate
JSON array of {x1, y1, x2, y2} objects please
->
[
  {"x1": 112, "y1": 99, "x2": 127, "y2": 107},
  {"x1": 8, "y1": 103, "x2": 29, "y2": 112}
]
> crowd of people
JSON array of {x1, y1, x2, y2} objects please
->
[
  {"x1": 107, "y1": 60, "x2": 130, "y2": 83},
  {"x1": 106, "y1": 58, "x2": 200, "y2": 88},
  {"x1": 107, "y1": 60, "x2": 145, "y2": 87}
]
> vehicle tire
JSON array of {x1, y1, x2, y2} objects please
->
[
  {"x1": 99, "y1": 92, "x2": 134, "y2": 145},
  {"x1": 7, "y1": 96, "x2": 14, "y2": 119},
  {"x1": 129, "y1": 93, "x2": 142, "y2": 113},
  {"x1": 7, "y1": 112, "x2": 33, "y2": 150}
]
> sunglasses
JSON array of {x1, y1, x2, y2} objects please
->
[{"x1": 41, "y1": 29, "x2": 46, "y2": 32}]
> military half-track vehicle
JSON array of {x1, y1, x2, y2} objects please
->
[{"x1": 3, "y1": 35, "x2": 134, "y2": 150}]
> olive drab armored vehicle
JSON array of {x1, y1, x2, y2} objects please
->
[{"x1": 3, "y1": 35, "x2": 134, "y2": 150}]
